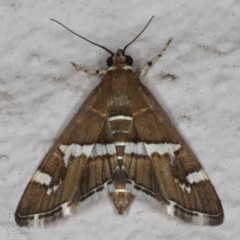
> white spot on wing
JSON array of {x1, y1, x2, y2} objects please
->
[
  {"x1": 47, "y1": 181, "x2": 61, "y2": 195},
  {"x1": 33, "y1": 214, "x2": 39, "y2": 228},
  {"x1": 47, "y1": 188, "x2": 52, "y2": 195},
  {"x1": 166, "y1": 201, "x2": 175, "y2": 216},
  {"x1": 186, "y1": 169, "x2": 209, "y2": 184},
  {"x1": 61, "y1": 202, "x2": 71, "y2": 217},
  {"x1": 31, "y1": 170, "x2": 52, "y2": 186},
  {"x1": 53, "y1": 184, "x2": 59, "y2": 192},
  {"x1": 109, "y1": 115, "x2": 132, "y2": 121},
  {"x1": 197, "y1": 213, "x2": 204, "y2": 225},
  {"x1": 175, "y1": 179, "x2": 191, "y2": 193}
]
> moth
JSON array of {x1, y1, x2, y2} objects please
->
[{"x1": 15, "y1": 17, "x2": 224, "y2": 227}]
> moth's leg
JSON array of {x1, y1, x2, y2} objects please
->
[
  {"x1": 71, "y1": 62, "x2": 107, "y2": 76},
  {"x1": 139, "y1": 37, "x2": 173, "y2": 78}
]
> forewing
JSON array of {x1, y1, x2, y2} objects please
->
[
  {"x1": 15, "y1": 82, "x2": 114, "y2": 227},
  {"x1": 125, "y1": 78, "x2": 224, "y2": 225}
]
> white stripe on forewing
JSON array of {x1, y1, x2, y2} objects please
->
[
  {"x1": 125, "y1": 142, "x2": 147, "y2": 155},
  {"x1": 186, "y1": 169, "x2": 209, "y2": 184},
  {"x1": 60, "y1": 144, "x2": 94, "y2": 166},
  {"x1": 109, "y1": 115, "x2": 132, "y2": 121},
  {"x1": 31, "y1": 170, "x2": 52, "y2": 186},
  {"x1": 90, "y1": 143, "x2": 116, "y2": 157},
  {"x1": 60, "y1": 142, "x2": 180, "y2": 165},
  {"x1": 60, "y1": 143, "x2": 117, "y2": 165},
  {"x1": 144, "y1": 143, "x2": 181, "y2": 158},
  {"x1": 125, "y1": 142, "x2": 180, "y2": 158}
]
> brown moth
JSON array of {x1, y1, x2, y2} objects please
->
[{"x1": 15, "y1": 17, "x2": 224, "y2": 227}]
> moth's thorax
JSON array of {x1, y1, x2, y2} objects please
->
[
  {"x1": 105, "y1": 69, "x2": 134, "y2": 143},
  {"x1": 102, "y1": 69, "x2": 136, "y2": 108}
]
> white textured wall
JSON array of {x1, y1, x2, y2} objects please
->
[{"x1": 0, "y1": 1, "x2": 239, "y2": 239}]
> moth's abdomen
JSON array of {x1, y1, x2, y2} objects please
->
[{"x1": 108, "y1": 95, "x2": 134, "y2": 213}]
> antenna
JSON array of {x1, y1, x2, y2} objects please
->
[
  {"x1": 122, "y1": 16, "x2": 154, "y2": 54},
  {"x1": 50, "y1": 19, "x2": 114, "y2": 56}
]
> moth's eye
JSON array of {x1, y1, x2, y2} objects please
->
[
  {"x1": 107, "y1": 57, "x2": 113, "y2": 67},
  {"x1": 125, "y1": 55, "x2": 133, "y2": 66}
]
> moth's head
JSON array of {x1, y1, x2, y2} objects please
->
[
  {"x1": 106, "y1": 49, "x2": 133, "y2": 68},
  {"x1": 50, "y1": 16, "x2": 154, "y2": 70},
  {"x1": 105, "y1": 15, "x2": 154, "y2": 69}
]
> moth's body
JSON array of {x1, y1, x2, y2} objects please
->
[
  {"x1": 102, "y1": 69, "x2": 136, "y2": 214},
  {"x1": 15, "y1": 19, "x2": 224, "y2": 228}
]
